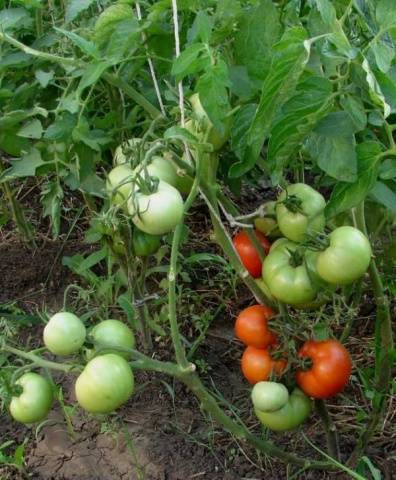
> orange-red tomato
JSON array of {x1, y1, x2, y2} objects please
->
[
  {"x1": 296, "y1": 340, "x2": 352, "y2": 399},
  {"x1": 241, "y1": 346, "x2": 286, "y2": 385},
  {"x1": 235, "y1": 305, "x2": 277, "y2": 348},
  {"x1": 233, "y1": 230, "x2": 271, "y2": 278}
]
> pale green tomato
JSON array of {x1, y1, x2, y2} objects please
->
[
  {"x1": 254, "y1": 278, "x2": 274, "y2": 302},
  {"x1": 136, "y1": 155, "x2": 179, "y2": 188},
  {"x1": 175, "y1": 152, "x2": 194, "y2": 195},
  {"x1": 10, "y1": 373, "x2": 53, "y2": 424},
  {"x1": 91, "y1": 320, "x2": 135, "y2": 359},
  {"x1": 254, "y1": 201, "x2": 281, "y2": 238},
  {"x1": 128, "y1": 181, "x2": 184, "y2": 235},
  {"x1": 106, "y1": 164, "x2": 134, "y2": 205},
  {"x1": 44, "y1": 312, "x2": 86, "y2": 356},
  {"x1": 114, "y1": 138, "x2": 142, "y2": 165},
  {"x1": 255, "y1": 388, "x2": 312, "y2": 431},
  {"x1": 75, "y1": 354, "x2": 134, "y2": 414},
  {"x1": 251, "y1": 381, "x2": 289, "y2": 413},
  {"x1": 276, "y1": 184, "x2": 326, "y2": 242}
]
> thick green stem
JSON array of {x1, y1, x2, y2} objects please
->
[
  {"x1": 3, "y1": 345, "x2": 77, "y2": 373},
  {"x1": 348, "y1": 202, "x2": 394, "y2": 466},
  {"x1": 315, "y1": 400, "x2": 340, "y2": 461}
]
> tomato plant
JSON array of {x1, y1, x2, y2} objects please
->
[
  {"x1": 262, "y1": 240, "x2": 318, "y2": 305},
  {"x1": 296, "y1": 340, "x2": 352, "y2": 399},
  {"x1": 233, "y1": 230, "x2": 270, "y2": 278},
  {"x1": 128, "y1": 181, "x2": 184, "y2": 235},
  {"x1": 276, "y1": 184, "x2": 326, "y2": 243},
  {"x1": 241, "y1": 346, "x2": 286, "y2": 385},
  {"x1": 137, "y1": 155, "x2": 179, "y2": 189},
  {"x1": 251, "y1": 381, "x2": 289, "y2": 412},
  {"x1": 75, "y1": 354, "x2": 134, "y2": 414},
  {"x1": 254, "y1": 201, "x2": 281, "y2": 238},
  {"x1": 90, "y1": 320, "x2": 135, "y2": 359},
  {"x1": 316, "y1": 226, "x2": 372, "y2": 285},
  {"x1": 10, "y1": 373, "x2": 53, "y2": 424},
  {"x1": 43, "y1": 312, "x2": 86, "y2": 356},
  {"x1": 235, "y1": 304, "x2": 277, "y2": 348}
]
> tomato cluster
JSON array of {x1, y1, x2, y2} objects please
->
[
  {"x1": 10, "y1": 314, "x2": 136, "y2": 424},
  {"x1": 233, "y1": 183, "x2": 372, "y2": 307},
  {"x1": 234, "y1": 304, "x2": 352, "y2": 431}
]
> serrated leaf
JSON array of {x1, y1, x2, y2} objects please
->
[
  {"x1": 17, "y1": 119, "x2": 43, "y2": 139},
  {"x1": 188, "y1": 11, "x2": 213, "y2": 44},
  {"x1": 54, "y1": 27, "x2": 100, "y2": 58},
  {"x1": 41, "y1": 181, "x2": 64, "y2": 237},
  {"x1": 0, "y1": 148, "x2": 48, "y2": 183},
  {"x1": 44, "y1": 113, "x2": 77, "y2": 140},
  {"x1": 65, "y1": 0, "x2": 96, "y2": 24},
  {"x1": 234, "y1": 0, "x2": 281, "y2": 83},
  {"x1": 171, "y1": 43, "x2": 206, "y2": 81},
  {"x1": 104, "y1": 18, "x2": 140, "y2": 63},
  {"x1": 267, "y1": 76, "x2": 333, "y2": 177},
  {"x1": 35, "y1": 70, "x2": 55, "y2": 88},
  {"x1": 77, "y1": 61, "x2": 110, "y2": 95},
  {"x1": 230, "y1": 27, "x2": 310, "y2": 178},
  {"x1": 325, "y1": 142, "x2": 382, "y2": 219},
  {"x1": 0, "y1": 8, "x2": 33, "y2": 32},
  {"x1": 230, "y1": 103, "x2": 257, "y2": 163},
  {"x1": 0, "y1": 107, "x2": 48, "y2": 129}
]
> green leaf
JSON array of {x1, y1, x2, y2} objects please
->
[
  {"x1": 188, "y1": 11, "x2": 213, "y2": 44},
  {"x1": 75, "y1": 247, "x2": 108, "y2": 274},
  {"x1": 230, "y1": 103, "x2": 257, "y2": 164},
  {"x1": 77, "y1": 61, "x2": 110, "y2": 95},
  {"x1": 325, "y1": 141, "x2": 382, "y2": 219},
  {"x1": 164, "y1": 126, "x2": 199, "y2": 144},
  {"x1": 230, "y1": 27, "x2": 310, "y2": 178},
  {"x1": 171, "y1": 43, "x2": 206, "y2": 81},
  {"x1": 44, "y1": 113, "x2": 77, "y2": 141},
  {"x1": 17, "y1": 119, "x2": 43, "y2": 139},
  {"x1": 41, "y1": 180, "x2": 64, "y2": 237},
  {"x1": 229, "y1": 65, "x2": 255, "y2": 100},
  {"x1": 104, "y1": 18, "x2": 140, "y2": 63},
  {"x1": 370, "y1": 181, "x2": 396, "y2": 212},
  {"x1": 65, "y1": 0, "x2": 96, "y2": 24},
  {"x1": 340, "y1": 94, "x2": 367, "y2": 131},
  {"x1": 376, "y1": 0, "x2": 396, "y2": 30},
  {"x1": 54, "y1": 27, "x2": 100, "y2": 58},
  {"x1": 0, "y1": 107, "x2": 48, "y2": 129},
  {"x1": 0, "y1": 148, "x2": 48, "y2": 183},
  {"x1": 370, "y1": 33, "x2": 395, "y2": 73},
  {"x1": 306, "y1": 113, "x2": 358, "y2": 182},
  {"x1": 35, "y1": 69, "x2": 55, "y2": 88},
  {"x1": 362, "y1": 57, "x2": 391, "y2": 118},
  {"x1": 267, "y1": 76, "x2": 334, "y2": 177},
  {"x1": 379, "y1": 158, "x2": 396, "y2": 180},
  {"x1": 197, "y1": 59, "x2": 231, "y2": 137},
  {"x1": 0, "y1": 8, "x2": 32, "y2": 32},
  {"x1": 234, "y1": 0, "x2": 281, "y2": 83}
]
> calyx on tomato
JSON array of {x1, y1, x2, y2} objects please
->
[
  {"x1": 252, "y1": 383, "x2": 312, "y2": 431},
  {"x1": 276, "y1": 184, "x2": 326, "y2": 243},
  {"x1": 135, "y1": 155, "x2": 179, "y2": 189},
  {"x1": 262, "y1": 240, "x2": 318, "y2": 305},
  {"x1": 316, "y1": 226, "x2": 372, "y2": 285},
  {"x1": 296, "y1": 339, "x2": 352, "y2": 399},
  {"x1": 10, "y1": 373, "x2": 53, "y2": 424},
  {"x1": 254, "y1": 201, "x2": 281, "y2": 238}
]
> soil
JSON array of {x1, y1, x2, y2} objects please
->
[{"x1": 0, "y1": 209, "x2": 395, "y2": 480}]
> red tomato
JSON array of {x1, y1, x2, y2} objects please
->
[
  {"x1": 235, "y1": 305, "x2": 277, "y2": 348},
  {"x1": 296, "y1": 340, "x2": 352, "y2": 399},
  {"x1": 241, "y1": 346, "x2": 286, "y2": 385},
  {"x1": 233, "y1": 230, "x2": 271, "y2": 278}
]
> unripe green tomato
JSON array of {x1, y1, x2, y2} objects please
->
[
  {"x1": 75, "y1": 354, "x2": 134, "y2": 414},
  {"x1": 254, "y1": 201, "x2": 281, "y2": 238},
  {"x1": 316, "y1": 226, "x2": 372, "y2": 285},
  {"x1": 255, "y1": 388, "x2": 312, "y2": 431},
  {"x1": 276, "y1": 184, "x2": 326, "y2": 242},
  {"x1": 91, "y1": 320, "x2": 135, "y2": 359},
  {"x1": 10, "y1": 373, "x2": 53, "y2": 424},
  {"x1": 43, "y1": 312, "x2": 86, "y2": 356},
  {"x1": 128, "y1": 181, "x2": 184, "y2": 235},
  {"x1": 251, "y1": 381, "x2": 289, "y2": 413},
  {"x1": 254, "y1": 278, "x2": 274, "y2": 302},
  {"x1": 139, "y1": 155, "x2": 179, "y2": 188},
  {"x1": 175, "y1": 152, "x2": 194, "y2": 195},
  {"x1": 106, "y1": 164, "x2": 134, "y2": 206},
  {"x1": 133, "y1": 229, "x2": 161, "y2": 256},
  {"x1": 111, "y1": 233, "x2": 127, "y2": 255}
]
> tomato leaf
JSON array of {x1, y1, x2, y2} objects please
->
[
  {"x1": 65, "y1": 0, "x2": 96, "y2": 24},
  {"x1": 369, "y1": 181, "x2": 396, "y2": 213}
]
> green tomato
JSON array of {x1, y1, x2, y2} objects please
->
[
  {"x1": 44, "y1": 312, "x2": 86, "y2": 356},
  {"x1": 276, "y1": 184, "x2": 326, "y2": 242},
  {"x1": 10, "y1": 373, "x2": 53, "y2": 424},
  {"x1": 254, "y1": 278, "x2": 274, "y2": 302},
  {"x1": 133, "y1": 228, "x2": 161, "y2": 256},
  {"x1": 316, "y1": 226, "x2": 372, "y2": 285},
  {"x1": 175, "y1": 152, "x2": 194, "y2": 195},
  {"x1": 106, "y1": 164, "x2": 134, "y2": 206},
  {"x1": 262, "y1": 240, "x2": 317, "y2": 305},
  {"x1": 251, "y1": 381, "x2": 289, "y2": 413},
  {"x1": 254, "y1": 201, "x2": 281, "y2": 238},
  {"x1": 114, "y1": 138, "x2": 142, "y2": 165},
  {"x1": 128, "y1": 181, "x2": 184, "y2": 235},
  {"x1": 186, "y1": 93, "x2": 231, "y2": 151},
  {"x1": 255, "y1": 388, "x2": 312, "y2": 431},
  {"x1": 75, "y1": 354, "x2": 134, "y2": 414},
  {"x1": 91, "y1": 320, "x2": 135, "y2": 359},
  {"x1": 137, "y1": 155, "x2": 179, "y2": 188}
]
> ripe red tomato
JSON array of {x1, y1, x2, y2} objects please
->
[
  {"x1": 235, "y1": 305, "x2": 277, "y2": 348},
  {"x1": 233, "y1": 230, "x2": 271, "y2": 278},
  {"x1": 296, "y1": 339, "x2": 352, "y2": 399},
  {"x1": 241, "y1": 346, "x2": 286, "y2": 385}
]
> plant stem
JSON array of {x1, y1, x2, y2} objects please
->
[
  {"x1": 315, "y1": 399, "x2": 340, "y2": 461},
  {"x1": 3, "y1": 345, "x2": 77, "y2": 373},
  {"x1": 348, "y1": 202, "x2": 394, "y2": 466}
]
